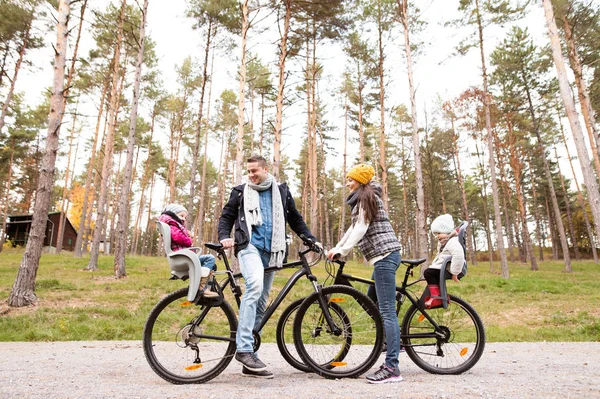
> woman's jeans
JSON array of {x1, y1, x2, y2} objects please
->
[
  {"x1": 372, "y1": 251, "x2": 401, "y2": 370},
  {"x1": 235, "y1": 244, "x2": 275, "y2": 353}
]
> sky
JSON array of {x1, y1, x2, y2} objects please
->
[{"x1": 14, "y1": 0, "x2": 588, "y2": 206}]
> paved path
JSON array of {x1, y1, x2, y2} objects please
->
[{"x1": 1, "y1": 341, "x2": 599, "y2": 399}]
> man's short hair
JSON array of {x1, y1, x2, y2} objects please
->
[{"x1": 247, "y1": 154, "x2": 268, "y2": 168}]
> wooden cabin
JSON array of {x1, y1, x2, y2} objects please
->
[{"x1": 5, "y1": 212, "x2": 78, "y2": 251}]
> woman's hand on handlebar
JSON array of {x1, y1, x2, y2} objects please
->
[{"x1": 326, "y1": 248, "x2": 341, "y2": 261}]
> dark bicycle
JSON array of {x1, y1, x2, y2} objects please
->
[
  {"x1": 299, "y1": 221, "x2": 485, "y2": 377},
  {"x1": 143, "y1": 222, "x2": 383, "y2": 384}
]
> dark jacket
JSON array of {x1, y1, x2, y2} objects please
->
[{"x1": 218, "y1": 183, "x2": 316, "y2": 256}]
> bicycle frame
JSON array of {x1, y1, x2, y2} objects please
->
[
  {"x1": 206, "y1": 244, "x2": 340, "y2": 336},
  {"x1": 330, "y1": 259, "x2": 445, "y2": 342}
]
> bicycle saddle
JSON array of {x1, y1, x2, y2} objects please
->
[
  {"x1": 205, "y1": 242, "x2": 224, "y2": 251},
  {"x1": 401, "y1": 258, "x2": 427, "y2": 266}
]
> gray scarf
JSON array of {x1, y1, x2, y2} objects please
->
[{"x1": 243, "y1": 174, "x2": 286, "y2": 267}]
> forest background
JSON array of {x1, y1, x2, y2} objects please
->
[{"x1": 1, "y1": 0, "x2": 600, "y2": 307}]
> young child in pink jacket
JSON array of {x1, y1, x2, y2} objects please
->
[{"x1": 159, "y1": 203, "x2": 217, "y2": 298}]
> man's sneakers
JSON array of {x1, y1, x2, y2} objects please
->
[
  {"x1": 365, "y1": 364, "x2": 403, "y2": 384},
  {"x1": 235, "y1": 352, "x2": 267, "y2": 372},
  {"x1": 242, "y1": 366, "x2": 273, "y2": 379}
]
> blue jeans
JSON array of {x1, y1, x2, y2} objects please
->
[
  {"x1": 372, "y1": 251, "x2": 401, "y2": 370},
  {"x1": 236, "y1": 243, "x2": 275, "y2": 353},
  {"x1": 198, "y1": 254, "x2": 216, "y2": 271}
]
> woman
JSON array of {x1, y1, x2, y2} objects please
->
[{"x1": 327, "y1": 164, "x2": 403, "y2": 384}]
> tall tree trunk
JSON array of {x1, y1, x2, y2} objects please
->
[
  {"x1": 114, "y1": 0, "x2": 148, "y2": 278},
  {"x1": 401, "y1": 133, "x2": 410, "y2": 257},
  {"x1": 259, "y1": 91, "x2": 265, "y2": 156},
  {"x1": 562, "y1": 14, "x2": 600, "y2": 172},
  {"x1": 189, "y1": 21, "x2": 213, "y2": 226},
  {"x1": 545, "y1": 191, "x2": 559, "y2": 260},
  {"x1": 0, "y1": 47, "x2": 9, "y2": 88},
  {"x1": 74, "y1": 71, "x2": 110, "y2": 257},
  {"x1": 357, "y1": 61, "x2": 365, "y2": 163},
  {"x1": 87, "y1": 0, "x2": 126, "y2": 271},
  {"x1": 0, "y1": 24, "x2": 30, "y2": 135},
  {"x1": 142, "y1": 171, "x2": 156, "y2": 256},
  {"x1": 526, "y1": 159, "x2": 544, "y2": 261},
  {"x1": 0, "y1": 140, "x2": 15, "y2": 252},
  {"x1": 521, "y1": 68, "x2": 571, "y2": 271},
  {"x1": 9, "y1": 0, "x2": 70, "y2": 307},
  {"x1": 56, "y1": 100, "x2": 79, "y2": 253},
  {"x1": 317, "y1": 97, "x2": 331, "y2": 247},
  {"x1": 56, "y1": 0, "x2": 86, "y2": 253},
  {"x1": 196, "y1": 47, "x2": 215, "y2": 244},
  {"x1": 62, "y1": 0, "x2": 87, "y2": 109},
  {"x1": 308, "y1": 29, "x2": 318, "y2": 233},
  {"x1": 506, "y1": 121, "x2": 537, "y2": 270},
  {"x1": 235, "y1": 0, "x2": 249, "y2": 185},
  {"x1": 132, "y1": 105, "x2": 157, "y2": 254},
  {"x1": 399, "y1": 0, "x2": 427, "y2": 265},
  {"x1": 543, "y1": 0, "x2": 600, "y2": 243},
  {"x1": 475, "y1": 0, "x2": 508, "y2": 278},
  {"x1": 551, "y1": 144, "x2": 579, "y2": 261},
  {"x1": 273, "y1": 0, "x2": 291, "y2": 179},
  {"x1": 339, "y1": 93, "x2": 348, "y2": 241},
  {"x1": 496, "y1": 154, "x2": 515, "y2": 263},
  {"x1": 475, "y1": 140, "x2": 494, "y2": 271},
  {"x1": 559, "y1": 116, "x2": 598, "y2": 263},
  {"x1": 377, "y1": 5, "x2": 388, "y2": 210}
]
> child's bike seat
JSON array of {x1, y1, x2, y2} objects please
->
[{"x1": 156, "y1": 221, "x2": 211, "y2": 301}]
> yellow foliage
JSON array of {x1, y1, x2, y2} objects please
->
[{"x1": 67, "y1": 183, "x2": 95, "y2": 233}]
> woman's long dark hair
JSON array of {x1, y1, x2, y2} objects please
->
[{"x1": 356, "y1": 183, "x2": 379, "y2": 223}]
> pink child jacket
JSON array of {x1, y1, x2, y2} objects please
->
[{"x1": 158, "y1": 213, "x2": 192, "y2": 251}]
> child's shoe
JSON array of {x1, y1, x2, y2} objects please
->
[
  {"x1": 199, "y1": 271, "x2": 218, "y2": 298},
  {"x1": 424, "y1": 284, "x2": 443, "y2": 309}
]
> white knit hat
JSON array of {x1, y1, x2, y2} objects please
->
[
  {"x1": 431, "y1": 214, "x2": 454, "y2": 234},
  {"x1": 163, "y1": 203, "x2": 187, "y2": 215}
]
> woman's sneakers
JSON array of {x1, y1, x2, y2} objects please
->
[
  {"x1": 242, "y1": 366, "x2": 274, "y2": 379},
  {"x1": 366, "y1": 364, "x2": 403, "y2": 384}
]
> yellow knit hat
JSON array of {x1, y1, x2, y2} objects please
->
[{"x1": 347, "y1": 164, "x2": 375, "y2": 185}]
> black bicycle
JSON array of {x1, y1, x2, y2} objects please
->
[
  {"x1": 143, "y1": 240, "x2": 384, "y2": 384},
  {"x1": 323, "y1": 256, "x2": 485, "y2": 375}
]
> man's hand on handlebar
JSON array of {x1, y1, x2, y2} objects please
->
[{"x1": 220, "y1": 238, "x2": 235, "y2": 249}]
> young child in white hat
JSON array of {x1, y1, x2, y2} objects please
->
[{"x1": 423, "y1": 214, "x2": 465, "y2": 308}]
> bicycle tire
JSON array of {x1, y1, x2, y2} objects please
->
[
  {"x1": 143, "y1": 287, "x2": 237, "y2": 384},
  {"x1": 293, "y1": 285, "x2": 384, "y2": 379},
  {"x1": 275, "y1": 299, "x2": 312, "y2": 373},
  {"x1": 401, "y1": 294, "x2": 485, "y2": 374}
]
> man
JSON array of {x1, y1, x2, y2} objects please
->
[{"x1": 218, "y1": 155, "x2": 319, "y2": 379}]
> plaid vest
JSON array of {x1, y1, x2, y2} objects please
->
[{"x1": 352, "y1": 197, "x2": 401, "y2": 261}]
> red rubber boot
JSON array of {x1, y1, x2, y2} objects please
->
[{"x1": 424, "y1": 284, "x2": 442, "y2": 309}]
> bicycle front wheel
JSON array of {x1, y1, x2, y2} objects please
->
[
  {"x1": 401, "y1": 294, "x2": 485, "y2": 374},
  {"x1": 275, "y1": 299, "x2": 312, "y2": 373},
  {"x1": 293, "y1": 285, "x2": 384, "y2": 379},
  {"x1": 143, "y1": 288, "x2": 237, "y2": 384}
]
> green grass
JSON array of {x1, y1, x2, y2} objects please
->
[{"x1": 0, "y1": 247, "x2": 599, "y2": 342}]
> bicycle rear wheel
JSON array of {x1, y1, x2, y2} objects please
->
[
  {"x1": 401, "y1": 294, "x2": 485, "y2": 374},
  {"x1": 293, "y1": 285, "x2": 384, "y2": 379},
  {"x1": 143, "y1": 288, "x2": 237, "y2": 384}
]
